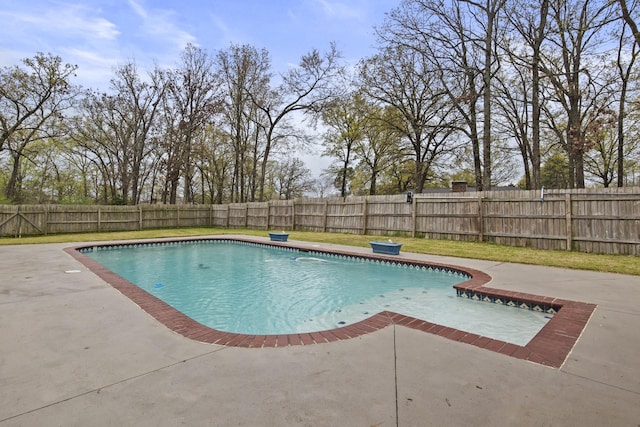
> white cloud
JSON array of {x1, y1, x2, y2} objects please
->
[
  {"x1": 207, "y1": 13, "x2": 255, "y2": 49},
  {"x1": 0, "y1": 3, "x2": 122, "y2": 88},
  {"x1": 0, "y1": 0, "x2": 386, "y2": 90},
  {"x1": 0, "y1": 4, "x2": 120, "y2": 41},
  {"x1": 64, "y1": 47, "x2": 117, "y2": 67},
  {"x1": 210, "y1": 14, "x2": 231, "y2": 38},
  {"x1": 126, "y1": 0, "x2": 197, "y2": 50},
  {"x1": 128, "y1": 0, "x2": 148, "y2": 19},
  {"x1": 0, "y1": 47, "x2": 30, "y2": 67},
  {"x1": 310, "y1": 0, "x2": 365, "y2": 20}
]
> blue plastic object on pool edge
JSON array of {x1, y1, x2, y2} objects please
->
[
  {"x1": 369, "y1": 241, "x2": 402, "y2": 255},
  {"x1": 269, "y1": 232, "x2": 289, "y2": 242}
]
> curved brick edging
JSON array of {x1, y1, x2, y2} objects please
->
[{"x1": 64, "y1": 236, "x2": 596, "y2": 368}]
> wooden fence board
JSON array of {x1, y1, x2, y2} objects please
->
[{"x1": 1, "y1": 187, "x2": 638, "y2": 255}]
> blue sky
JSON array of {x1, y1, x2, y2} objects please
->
[{"x1": 0, "y1": 0, "x2": 394, "y2": 89}]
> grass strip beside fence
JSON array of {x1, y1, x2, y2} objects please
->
[{"x1": 1, "y1": 228, "x2": 638, "y2": 276}]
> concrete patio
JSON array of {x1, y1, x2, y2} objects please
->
[{"x1": 1, "y1": 237, "x2": 639, "y2": 426}]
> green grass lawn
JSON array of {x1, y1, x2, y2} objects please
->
[{"x1": 1, "y1": 228, "x2": 638, "y2": 276}]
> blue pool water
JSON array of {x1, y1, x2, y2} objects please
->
[{"x1": 84, "y1": 240, "x2": 549, "y2": 345}]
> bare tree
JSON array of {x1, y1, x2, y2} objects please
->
[
  {"x1": 71, "y1": 63, "x2": 164, "y2": 204},
  {"x1": 321, "y1": 92, "x2": 366, "y2": 197},
  {"x1": 192, "y1": 124, "x2": 233, "y2": 204},
  {"x1": 540, "y1": 0, "x2": 617, "y2": 188},
  {"x1": 252, "y1": 43, "x2": 343, "y2": 201},
  {"x1": 355, "y1": 103, "x2": 404, "y2": 195},
  {"x1": 116, "y1": 64, "x2": 165, "y2": 204},
  {"x1": 359, "y1": 44, "x2": 459, "y2": 193},
  {"x1": 461, "y1": 0, "x2": 507, "y2": 190},
  {"x1": 268, "y1": 157, "x2": 314, "y2": 199},
  {"x1": 583, "y1": 106, "x2": 620, "y2": 186},
  {"x1": 615, "y1": 18, "x2": 639, "y2": 186},
  {"x1": 378, "y1": 0, "x2": 504, "y2": 190},
  {"x1": 311, "y1": 172, "x2": 337, "y2": 198},
  {"x1": 0, "y1": 53, "x2": 78, "y2": 201},
  {"x1": 162, "y1": 44, "x2": 220, "y2": 204},
  {"x1": 501, "y1": 0, "x2": 550, "y2": 189},
  {"x1": 494, "y1": 67, "x2": 535, "y2": 188},
  {"x1": 618, "y1": 0, "x2": 640, "y2": 49},
  {"x1": 216, "y1": 44, "x2": 271, "y2": 203}
]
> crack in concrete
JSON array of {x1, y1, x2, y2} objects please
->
[
  {"x1": 0, "y1": 346, "x2": 228, "y2": 423},
  {"x1": 559, "y1": 369, "x2": 640, "y2": 396},
  {"x1": 393, "y1": 324, "x2": 399, "y2": 427}
]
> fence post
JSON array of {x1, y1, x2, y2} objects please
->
[
  {"x1": 139, "y1": 205, "x2": 143, "y2": 230},
  {"x1": 361, "y1": 197, "x2": 368, "y2": 235},
  {"x1": 244, "y1": 204, "x2": 248, "y2": 228},
  {"x1": 44, "y1": 205, "x2": 49, "y2": 235},
  {"x1": 477, "y1": 197, "x2": 484, "y2": 242},
  {"x1": 323, "y1": 200, "x2": 328, "y2": 232},
  {"x1": 97, "y1": 207, "x2": 101, "y2": 232},
  {"x1": 565, "y1": 193, "x2": 573, "y2": 251},
  {"x1": 290, "y1": 200, "x2": 295, "y2": 231},
  {"x1": 266, "y1": 201, "x2": 271, "y2": 230},
  {"x1": 16, "y1": 205, "x2": 22, "y2": 238},
  {"x1": 411, "y1": 196, "x2": 417, "y2": 238}
]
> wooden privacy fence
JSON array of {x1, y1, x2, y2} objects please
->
[{"x1": 1, "y1": 187, "x2": 638, "y2": 255}]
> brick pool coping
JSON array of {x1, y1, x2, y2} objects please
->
[{"x1": 64, "y1": 236, "x2": 596, "y2": 369}]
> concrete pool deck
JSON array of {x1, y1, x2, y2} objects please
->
[{"x1": 1, "y1": 236, "x2": 639, "y2": 426}]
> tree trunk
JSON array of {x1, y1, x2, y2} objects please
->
[
  {"x1": 369, "y1": 168, "x2": 377, "y2": 195},
  {"x1": 340, "y1": 149, "x2": 351, "y2": 197},
  {"x1": 258, "y1": 130, "x2": 272, "y2": 202},
  {"x1": 531, "y1": 0, "x2": 548, "y2": 189},
  {"x1": 619, "y1": 0, "x2": 640, "y2": 50},
  {"x1": 617, "y1": 82, "x2": 627, "y2": 187},
  {"x1": 574, "y1": 150, "x2": 585, "y2": 188},
  {"x1": 482, "y1": 4, "x2": 494, "y2": 191},
  {"x1": 469, "y1": 110, "x2": 482, "y2": 190},
  {"x1": 5, "y1": 152, "x2": 22, "y2": 202},
  {"x1": 531, "y1": 55, "x2": 542, "y2": 190},
  {"x1": 520, "y1": 139, "x2": 531, "y2": 190},
  {"x1": 169, "y1": 179, "x2": 179, "y2": 204}
]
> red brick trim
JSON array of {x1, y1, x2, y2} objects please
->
[{"x1": 64, "y1": 237, "x2": 596, "y2": 368}]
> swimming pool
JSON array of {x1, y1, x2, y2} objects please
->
[
  {"x1": 79, "y1": 238, "x2": 548, "y2": 345},
  {"x1": 67, "y1": 236, "x2": 597, "y2": 367}
]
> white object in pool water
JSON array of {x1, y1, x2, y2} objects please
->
[{"x1": 294, "y1": 257, "x2": 330, "y2": 263}]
